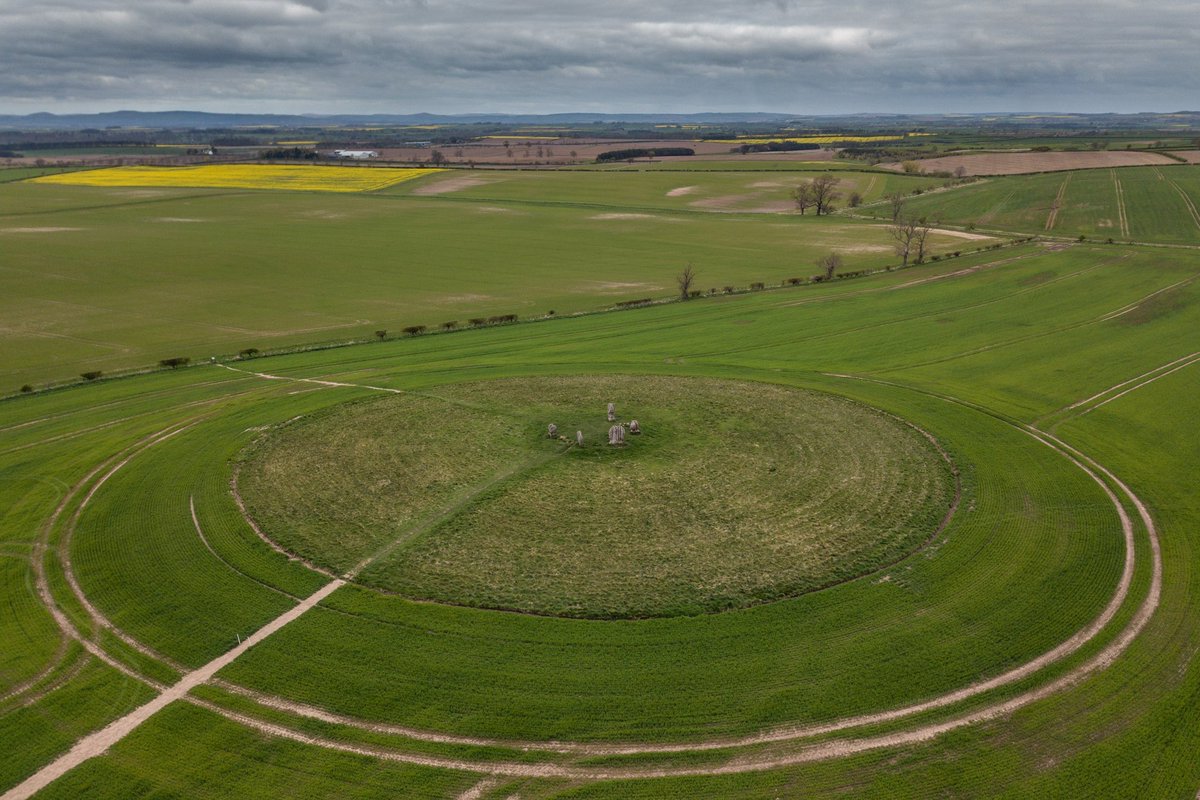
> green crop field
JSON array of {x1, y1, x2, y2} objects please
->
[
  {"x1": 860, "y1": 163, "x2": 1200, "y2": 244},
  {"x1": 0, "y1": 167, "x2": 983, "y2": 390},
  {"x1": 2, "y1": 160, "x2": 1200, "y2": 799}
]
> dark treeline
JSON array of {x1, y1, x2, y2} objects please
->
[
  {"x1": 259, "y1": 147, "x2": 321, "y2": 160},
  {"x1": 596, "y1": 147, "x2": 695, "y2": 162},
  {"x1": 734, "y1": 142, "x2": 820, "y2": 154}
]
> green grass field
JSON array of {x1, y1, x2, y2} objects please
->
[
  {"x1": 241, "y1": 375, "x2": 954, "y2": 618},
  {"x1": 2, "y1": 161, "x2": 1199, "y2": 798},
  {"x1": 0, "y1": 167, "x2": 981, "y2": 390},
  {"x1": 860, "y1": 163, "x2": 1200, "y2": 244}
]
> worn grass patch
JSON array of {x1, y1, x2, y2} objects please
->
[{"x1": 241, "y1": 376, "x2": 954, "y2": 618}]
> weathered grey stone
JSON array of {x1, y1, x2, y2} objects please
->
[{"x1": 608, "y1": 424, "x2": 626, "y2": 446}]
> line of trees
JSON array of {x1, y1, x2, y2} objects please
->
[
  {"x1": 259, "y1": 147, "x2": 320, "y2": 161},
  {"x1": 734, "y1": 141, "x2": 820, "y2": 154},
  {"x1": 596, "y1": 147, "x2": 695, "y2": 162}
]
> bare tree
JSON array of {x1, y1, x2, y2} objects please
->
[
  {"x1": 912, "y1": 217, "x2": 934, "y2": 264},
  {"x1": 889, "y1": 217, "x2": 919, "y2": 268},
  {"x1": 677, "y1": 262, "x2": 697, "y2": 299},
  {"x1": 815, "y1": 252, "x2": 843, "y2": 280},
  {"x1": 885, "y1": 191, "x2": 907, "y2": 222},
  {"x1": 811, "y1": 174, "x2": 841, "y2": 216},
  {"x1": 792, "y1": 182, "x2": 815, "y2": 215},
  {"x1": 889, "y1": 216, "x2": 935, "y2": 267}
]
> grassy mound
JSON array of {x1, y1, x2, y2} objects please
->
[{"x1": 239, "y1": 376, "x2": 954, "y2": 618}]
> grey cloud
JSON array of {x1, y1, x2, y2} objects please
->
[{"x1": 0, "y1": 0, "x2": 1197, "y2": 113}]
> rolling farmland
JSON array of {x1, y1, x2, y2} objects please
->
[
  {"x1": 889, "y1": 149, "x2": 1178, "y2": 176},
  {"x1": 0, "y1": 166, "x2": 974, "y2": 389},
  {"x1": 861, "y1": 163, "x2": 1200, "y2": 245},
  {"x1": 1, "y1": 160, "x2": 1200, "y2": 799}
]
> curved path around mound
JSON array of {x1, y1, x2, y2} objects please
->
[{"x1": 2, "y1": 371, "x2": 1161, "y2": 797}]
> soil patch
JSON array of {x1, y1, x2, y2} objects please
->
[
  {"x1": 926, "y1": 227, "x2": 995, "y2": 241},
  {"x1": 0, "y1": 227, "x2": 85, "y2": 234},
  {"x1": 590, "y1": 212, "x2": 660, "y2": 220},
  {"x1": 886, "y1": 151, "x2": 1176, "y2": 176},
  {"x1": 411, "y1": 176, "x2": 495, "y2": 195}
]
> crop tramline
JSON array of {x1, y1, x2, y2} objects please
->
[
  {"x1": 1111, "y1": 169, "x2": 1131, "y2": 237},
  {"x1": 1044, "y1": 174, "x2": 1072, "y2": 231},
  {"x1": 1167, "y1": 178, "x2": 1200, "y2": 230}
]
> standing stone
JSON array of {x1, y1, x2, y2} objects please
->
[
  {"x1": 607, "y1": 402, "x2": 616, "y2": 422},
  {"x1": 548, "y1": 423, "x2": 558, "y2": 438},
  {"x1": 629, "y1": 419, "x2": 641, "y2": 435},
  {"x1": 576, "y1": 430, "x2": 584, "y2": 446},
  {"x1": 608, "y1": 424, "x2": 626, "y2": 446}
]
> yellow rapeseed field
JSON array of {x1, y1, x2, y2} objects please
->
[{"x1": 31, "y1": 164, "x2": 444, "y2": 193}]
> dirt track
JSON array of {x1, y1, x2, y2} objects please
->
[{"x1": 1, "y1": 578, "x2": 346, "y2": 800}]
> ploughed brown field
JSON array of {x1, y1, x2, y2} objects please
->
[
  {"x1": 380, "y1": 139, "x2": 838, "y2": 165},
  {"x1": 888, "y1": 150, "x2": 1178, "y2": 176}
]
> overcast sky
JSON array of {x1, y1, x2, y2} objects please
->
[{"x1": 1, "y1": 0, "x2": 1197, "y2": 115}]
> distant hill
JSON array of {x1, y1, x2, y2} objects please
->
[
  {"x1": 0, "y1": 110, "x2": 795, "y2": 131},
  {"x1": 0, "y1": 109, "x2": 1196, "y2": 133}
]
